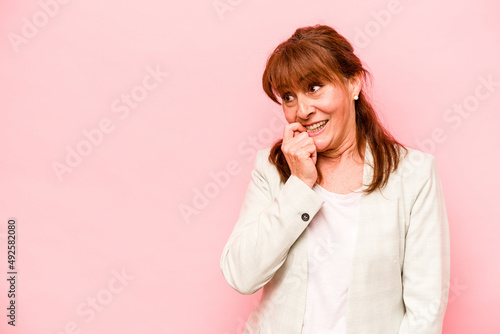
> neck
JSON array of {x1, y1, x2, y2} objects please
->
[{"x1": 317, "y1": 134, "x2": 365, "y2": 167}]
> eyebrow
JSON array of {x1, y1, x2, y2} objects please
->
[
  {"x1": 298, "y1": 73, "x2": 316, "y2": 84},
  {"x1": 275, "y1": 84, "x2": 290, "y2": 93},
  {"x1": 275, "y1": 74, "x2": 316, "y2": 93}
]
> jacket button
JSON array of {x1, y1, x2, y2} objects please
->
[{"x1": 301, "y1": 213, "x2": 310, "y2": 221}]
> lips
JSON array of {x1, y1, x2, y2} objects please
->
[{"x1": 305, "y1": 120, "x2": 328, "y2": 133}]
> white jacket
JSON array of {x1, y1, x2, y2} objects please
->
[{"x1": 220, "y1": 142, "x2": 450, "y2": 334}]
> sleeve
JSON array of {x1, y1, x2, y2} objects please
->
[
  {"x1": 220, "y1": 149, "x2": 325, "y2": 295},
  {"x1": 398, "y1": 156, "x2": 451, "y2": 334}
]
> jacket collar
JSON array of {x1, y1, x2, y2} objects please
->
[{"x1": 361, "y1": 140, "x2": 374, "y2": 193}]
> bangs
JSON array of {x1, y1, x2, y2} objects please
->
[{"x1": 263, "y1": 41, "x2": 340, "y2": 104}]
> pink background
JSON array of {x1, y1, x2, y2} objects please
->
[{"x1": 1, "y1": 0, "x2": 499, "y2": 333}]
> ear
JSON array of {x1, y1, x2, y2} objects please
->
[{"x1": 349, "y1": 73, "x2": 363, "y2": 99}]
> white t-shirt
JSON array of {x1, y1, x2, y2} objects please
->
[{"x1": 301, "y1": 183, "x2": 362, "y2": 334}]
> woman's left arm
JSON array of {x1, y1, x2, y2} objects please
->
[{"x1": 398, "y1": 156, "x2": 451, "y2": 334}]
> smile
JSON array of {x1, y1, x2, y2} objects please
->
[{"x1": 305, "y1": 120, "x2": 328, "y2": 133}]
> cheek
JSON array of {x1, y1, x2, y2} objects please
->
[
  {"x1": 326, "y1": 99, "x2": 348, "y2": 118},
  {"x1": 283, "y1": 108, "x2": 296, "y2": 123}
]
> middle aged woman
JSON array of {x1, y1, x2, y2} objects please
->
[{"x1": 220, "y1": 24, "x2": 450, "y2": 334}]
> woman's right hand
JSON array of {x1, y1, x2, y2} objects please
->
[{"x1": 282, "y1": 122, "x2": 318, "y2": 188}]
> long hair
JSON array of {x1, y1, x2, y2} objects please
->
[{"x1": 262, "y1": 25, "x2": 407, "y2": 194}]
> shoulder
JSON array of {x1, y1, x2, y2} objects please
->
[
  {"x1": 252, "y1": 146, "x2": 282, "y2": 190},
  {"x1": 394, "y1": 145, "x2": 439, "y2": 184},
  {"x1": 254, "y1": 146, "x2": 274, "y2": 171}
]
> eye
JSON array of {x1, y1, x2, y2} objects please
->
[
  {"x1": 282, "y1": 92, "x2": 295, "y2": 103},
  {"x1": 309, "y1": 84, "x2": 323, "y2": 93}
]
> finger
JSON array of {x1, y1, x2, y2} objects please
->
[
  {"x1": 283, "y1": 122, "x2": 307, "y2": 142},
  {"x1": 303, "y1": 141, "x2": 317, "y2": 154},
  {"x1": 294, "y1": 133, "x2": 315, "y2": 148},
  {"x1": 292, "y1": 141, "x2": 316, "y2": 159}
]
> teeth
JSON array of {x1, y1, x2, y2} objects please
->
[{"x1": 306, "y1": 120, "x2": 328, "y2": 132}]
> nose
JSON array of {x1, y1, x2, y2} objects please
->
[{"x1": 296, "y1": 94, "x2": 315, "y2": 120}]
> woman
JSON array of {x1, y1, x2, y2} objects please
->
[{"x1": 220, "y1": 24, "x2": 450, "y2": 334}]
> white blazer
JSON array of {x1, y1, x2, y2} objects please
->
[{"x1": 220, "y1": 142, "x2": 450, "y2": 334}]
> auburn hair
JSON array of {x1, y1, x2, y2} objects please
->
[{"x1": 262, "y1": 24, "x2": 408, "y2": 194}]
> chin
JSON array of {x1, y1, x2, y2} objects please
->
[{"x1": 312, "y1": 141, "x2": 326, "y2": 152}]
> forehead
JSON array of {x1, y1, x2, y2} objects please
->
[
  {"x1": 263, "y1": 40, "x2": 348, "y2": 102},
  {"x1": 275, "y1": 70, "x2": 333, "y2": 95},
  {"x1": 275, "y1": 71, "x2": 343, "y2": 98}
]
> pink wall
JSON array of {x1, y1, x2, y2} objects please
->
[{"x1": 1, "y1": 0, "x2": 499, "y2": 333}]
